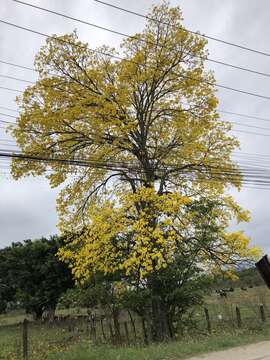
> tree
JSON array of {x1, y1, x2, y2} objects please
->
[
  {"x1": 122, "y1": 255, "x2": 210, "y2": 340},
  {"x1": 212, "y1": 266, "x2": 264, "y2": 290},
  {"x1": 0, "y1": 247, "x2": 17, "y2": 313},
  {"x1": 0, "y1": 236, "x2": 73, "y2": 320},
  {"x1": 11, "y1": 2, "x2": 260, "y2": 339}
]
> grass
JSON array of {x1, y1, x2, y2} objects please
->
[
  {"x1": 2, "y1": 285, "x2": 270, "y2": 360},
  {"x1": 47, "y1": 327, "x2": 270, "y2": 360},
  {"x1": 0, "y1": 321, "x2": 89, "y2": 360}
]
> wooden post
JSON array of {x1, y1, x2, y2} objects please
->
[
  {"x1": 67, "y1": 318, "x2": 74, "y2": 332},
  {"x1": 86, "y1": 318, "x2": 90, "y2": 338},
  {"x1": 204, "y1": 307, "x2": 211, "y2": 334},
  {"x1": 124, "y1": 321, "x2": 130, "y2": 343},
  {"x1": 100, "y1": 318, "x2": 106, "y2": 341},
  {"x1": 127, "y1": 310, "x2": 137, "y2": 340},
  {"x1": 260, "y1": 304, "x2": 266, "y2": 322},
  {"x1": 22, "y1": 319, "x2": 28, "y2": 360},
  {"x1": 236, "y1": 306, "x2": 242, "y2": 328},
  {"x1": 142, "y1": 318, "x2": 148, "y2": 344},
  {"x1": 108, "y1": 321, "x2": 114, "y2": 343},
  {"x1": 91, "y1": 316, "x2": 96, "y2": 343},
  {"x1": 15, "y1": 337, "x2": 20, "y2": 360}
]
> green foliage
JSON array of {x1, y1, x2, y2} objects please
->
[
  {"x1": 0, "y1": 235, "x2": 74, "y2": 319},
  {"x1": 212, "y1": 266, "x2": 264, "y2": 290}
]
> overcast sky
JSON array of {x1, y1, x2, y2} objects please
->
[{"x1": 0, "y1": 0, "x2": 270, "y2": 253}]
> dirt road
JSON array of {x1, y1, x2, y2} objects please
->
[{"x1": 188, "y1": 341, "x2": 270, "y2": 360}]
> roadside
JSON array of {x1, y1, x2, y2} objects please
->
[
  {"x1": 46, "y1": 329, "x2": 270, "y2": 360},
  {"x1": 188, "y1": 340, "x2": 270, "y2": 360}
]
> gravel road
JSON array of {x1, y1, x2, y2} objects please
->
[{"x1": 188, "y1": 341, "x2": 270, "y2": 360}]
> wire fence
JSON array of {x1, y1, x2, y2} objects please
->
[{"x1": 1, "y1": 301, "x2": 270, "y2": 360}]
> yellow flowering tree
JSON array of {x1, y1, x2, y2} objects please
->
[
  {"x1": 58, "y1": 189, "x2": 258, "y2": 282},
  {"x1": 11, "y1": 2, "x2": 260, "y2": 340}
]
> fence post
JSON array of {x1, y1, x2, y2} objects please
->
[
  {"x1": 86, "y1": 318, "x2": 90, "y2": 338},
  {"x1": 236, "y1": 306, "x2": 242, "y2": 328},
  {"x1": 142, "y1": 317, "x2": 149, "y2": 344},
  {"x1": 15, "y1": 337, "x2": 20, "y2": 360},
  {"x1": 204, "y1": 307, "x2": 211, "y2": 334},
  {"x1": 91, "y1": 316, "x2": 97, "y2": 343},
  {"x1": 260, "y1": 304, "x2": 266, "y2": 322},
  {"x1": 123, "y1": 321, "x2": 130, "y2": 344},
  {"x1": 100, "y1": 318, "x2": 106, "y2": 341},
  {"x1": 127, "y1": 310, "x2": 137, "y2": 341},
  {"x1": 22, "y1": 319, "x2": 28, "y2": 360}
]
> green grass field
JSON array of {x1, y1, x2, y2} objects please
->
[
  {"x1": 46, "y1": 329, "x2": 270, "y2": 360},
  {"x1": 1, "y1": 285, "x2": 270, "y2": 360}
]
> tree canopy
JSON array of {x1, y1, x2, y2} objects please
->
[
  {"x1": 12, "y1": 3, "x2": 259, "y2": 278},
  {"x1": 11, "y1": 2, "x2": 260, "y2": 340},
  {"x1": 0, "y1": 236, "x2": 73, "y2": 319}
]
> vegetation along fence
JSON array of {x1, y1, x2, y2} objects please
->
[{"x1": 1, "y1": 301, "x2": 270, "y2": 360}]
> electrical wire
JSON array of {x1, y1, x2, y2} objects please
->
[
  {"x1": 1, "y1": 19, "x2": 270, "y2": 101},
  {"x1": 0, "y1": 148, "x2": 270, "y2": 176},
  {"x1": 93, "y1": 0, "x2": 270, "y2": 58},
  {"x1": 0, "y1": 73, "x2": 34, "y2": 84},
  {"x1": 2, "y1": 145, "x2": 270, "y2": 192},
  {"x1": 0, "y1": 59, "x2": 36, "y2": 72},
  {"x1": 2, "y1": 3, "x2": 270, "y2": 188},
  {"x1": 3, "y1": 115, "x2": 270, "y2": 139},
  {"x1": 0, "y1": 85, "x2": 22, "y2": 93},
  {"x1": 0, "y1": 106, "x2": 18, "y2": 113},
  {"x1": 219, "y1": 110, "x2": 270, "y2": 124},
  {"x1": 11, "y1": 0, "x2": 270, "y2": 79}
]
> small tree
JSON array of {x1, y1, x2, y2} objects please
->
[
  {"x1": 0, "y1": 248, "x2": 16, "y2": 314},
  {"x1": 0, "y1": 236, "x2": 73, "y2": 320}
]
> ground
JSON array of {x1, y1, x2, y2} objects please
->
[
  {"x1": 189, "y1": 341, "x2": 270, "y2": 360},
  {"x1": 1, "y1": 285, "x2": 270, "y2": 359}
]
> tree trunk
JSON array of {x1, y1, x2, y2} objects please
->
[
  {"x1": 44, "y1": 306, "x2": 56, "y2": 322},
  {"x1": 149, "y1": 278, "x2": 172, "y2": 342},
  {"x1": 33, "y1": 307, "x2": 44, "y2": 321}
]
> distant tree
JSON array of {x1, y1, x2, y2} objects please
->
[
  {"x1": 0, "y1": 236, "x2": 74, "y2": 320},
  {"x1": 212, "y1": 266, "x2": 264, "y2": 290},
  {"x1": 237, "y1": 267, "x2": 264, "y2": 287},
  {"x1": 0, "y1": 247, "x2": 17, "y2": 313}
]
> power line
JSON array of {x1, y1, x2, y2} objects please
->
[
  {"x1": 2, "y1": 19, "x2": 270, "y2": 101},
  {"x1": 0, "y1": 139, "x2": 17, "y2": 143},
  {"x1": 231, "y1": 122, "x2": 270, "y2": 132},
  {"x1": 0, "y1": 119, "x2": 16, "y2": 125},
  {"x1": 0, "y1": 59, "x2": 36, "y2": 72},
  {"x1": 232, "y1": 129, "x2": 270, "y2": 137},
  {"x1": 0, "y1": 106, "x2": 18, "y2": 113},
  {"x1": 5, "y1": 147, "x2": 270, "y2": 173},
  {"x1": 3, "y1": 112, "x2": 270, "y2": 139},
  {"x1": 233, "y1": 151, "x2": 270, "y2": 159},
  {"x1": 0, "y1": 112, "x2": 17, "y2": 119},
  {"x1": 3, "y1": 148, "x2": 270, "y2": 191},
  {"x1": 0, "y1": 73, "x2": 34, "y2": 84},
  {"x1": 1, "y1": 90, "x2": 270, "y2": 126},
  {"x1": 219, "y1": 110, "x2": 270, "y2": 123},
  {"x1": 93, "y1": 0, "x2": 270, "y2": 59},
  {"x1": 0, "y1": 86, "x2": 22, "y2": 93},
  {"x1": 2, "y1": 143, "x2": 270, "y2": 169},
  {"x1": 1, "y1": 148, "x2": 270, "y2": 176},
  {"x1": 1, "y1": 159, "x2": 268, "y2": 190},
  {"x1": 11, "y1": 0, "x2": 270, "y2": 80}
]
